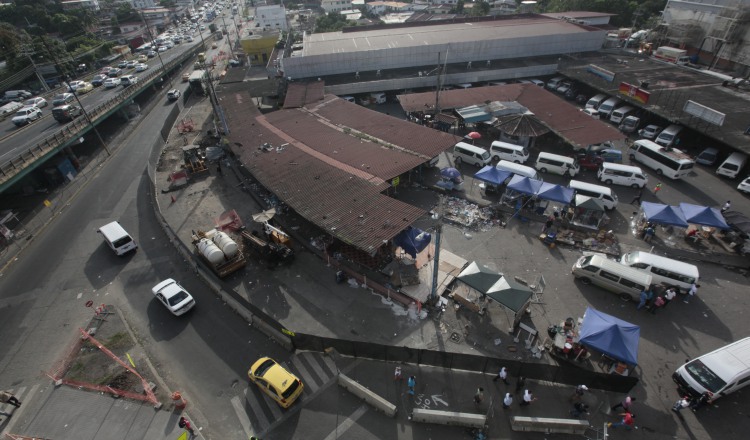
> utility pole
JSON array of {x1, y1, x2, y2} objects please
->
[
  {"x1": 38, "y1": 34, "x2": 110, "y2": 156},
  {"x1": 429, "y1": 196, "x2": 444, "y2": 303},
  {"x1": 18, "y1": 44, "x2": 50, "y2": 92}
]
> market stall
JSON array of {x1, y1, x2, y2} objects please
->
[
  {"x1": 473, "y1": 166, "x2": 511, "y2": 194},
  {"x1": 502, "y1": 175, "x2": 544, "y2": 213},
  {"x1": 569, "y1": 195, "x2": 608, "y2": 229},
  {"x1": 577, "y1": 307, "x2": 640, "y2": 375}
]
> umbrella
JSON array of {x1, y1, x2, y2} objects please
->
[
  {"x1": 252, "y1": 208, "x2": 276, "y2": 223},
  {"x1": 467, "y1": 131, "x2": 482, "y2": 139},
  {"x1": 440, "y1": 167, "x2": 461, "y2": 179}
]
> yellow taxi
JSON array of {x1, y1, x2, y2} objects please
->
[
  {"x1": 247, "y1": 357, "x2": 304, "y2": 408},
  {"x1": 137, "y1": 54, "x2": 148, "y2": 63}
]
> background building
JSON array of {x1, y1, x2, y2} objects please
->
[
  {"x1": 254, "y1": 5, "x2": 288, "y2": 31},
  {"x1": 322, "y1": 0, "x2": 353, "y2": 14}
]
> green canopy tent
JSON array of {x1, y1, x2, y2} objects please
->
[
  {"x1": 572, "y1": 194, "x2": 607, "y2": 229},
  {"x1": 455, "y1": 262, "x2": 534, "y2": 329}
]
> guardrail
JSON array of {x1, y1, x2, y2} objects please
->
[{"x1": 0, "y1": 47, "x2": 201, "y2": 189}]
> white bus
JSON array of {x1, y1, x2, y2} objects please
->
[{"x1": 628, "y1": 139, "x2": 694, "y2": 179}]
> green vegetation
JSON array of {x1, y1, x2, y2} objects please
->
[{"x1": 315, "y1": 13, "x2": 354, "y2": 33}]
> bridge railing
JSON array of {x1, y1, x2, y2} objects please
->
[{"x1": 0, "y1": 47, "x2": 201, "y2": 188}]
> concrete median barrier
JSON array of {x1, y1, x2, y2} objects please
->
[
  {"x1": 410, "y1": 408, "x2": 486, "y2": 429},
  {"x1": 511, "y1": 416, "x2": 589, "y2": 434},
  {"x1": 337, "y1": 373, "x2": 396, "y2": 417}
]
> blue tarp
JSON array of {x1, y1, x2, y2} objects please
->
[
  {"x1": 537, "y1": 182, "x2": 574, "y2": 204},
  {"x1": 507, "y1": 175, "x2": 543, "y2": 196},
  {"x1": 641, "y1": 202, "x2": 689, "y2": 228},
  {"x1": 393, "y1": 226, "x2": 431, "y2": 258},
  {"x1": 474, "y1": 166, "x2": 512, "y2": 185},
  {"x1": 679, "y1": 203, "x2": 730, "y2": 230},
  {"x1": 578, "y1": 307, "x2": 640, "y2": 365}
]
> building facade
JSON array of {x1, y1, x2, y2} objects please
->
[
  {"x1": 322, "y1": 0, "x2": 353, "y2": 14},
  {"x1": 61, "y1": 0, "x2": 100, "y2": 12},
  {"x1": 661, "y1": 0, "x2": 750, "y2": 74},
  {"x1": 254, "y1": 5, "x2": 288, "y2": 31}
]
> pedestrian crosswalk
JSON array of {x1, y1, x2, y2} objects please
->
[
  {"x1": 230, "y1": 351, "x2": 338, "y2": 438},
  {"x1": 0, "y1": 384, "x2": 38, "y2": 421}
]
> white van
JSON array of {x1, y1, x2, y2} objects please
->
[
  {"x1": 572, "y1": 254, "x2": 653, "y2": 301},
  {"x1": 535, "y1": 152, "x2": 580, "y2": 176},
  {"x1": 496, "y1": 160, "x2": 539, "y2": 180},
  {"x1": 453, "y1": 142, "x2": 491, "y2": 167},
  {"x1": 585, "y1": 94, "x2": 607, "y2": 110},
  {"x1": 546, "y1": 77, "x2": 565, "y2": 90},
  {"x1": 597, "y1": 163, "x2": 648, "y2": 188},
  {"x1": 609, "y1": 106, "x2": 635, "y2": 125},
  {"x1": 568, "y1": 180, "x2": 618, "y2": 210},
  {"x1": 369, "y1": 92, "x2": 386, "y2": 104},
  {"x1": 619, "y1": 251, "x2": 699, "y2": 293},
  {"x1": 597, "y1": 97, "x2": 622, "y2": 119},
  {"x1": 655, "y1": 124, "x2": 683, "y2": 147},
  {"x1": 489, "y1": 141, "x2": 529, "y2": 164},
  {"x1": 98, "y1": 221, "x2": 137, "y2": 256},
  {"x1": 716, "y1": 152, "x2": 748, "y2": 179},
  {"x1": 673, "y1": 337, "x2": 750, "y2": 401}
]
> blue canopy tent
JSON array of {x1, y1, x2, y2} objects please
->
[
  {"x1": 679, "y1": 203, "x2": 730, "y2": 229},
  {"x1": 393, "y1": 226, "x2": 431, "y2": 258},
  {"x1": 578, "y1": 307, "x2": 640, "y2": 366},
  {"x1": 641, "y1": 202, "x2": 689, "y2": 228},
  {"x1": 537, "y1": 182, "x2": 574, "y2": 204},
  {"x1": 474, "y1": 166, "x2": 512, "y2": 186},
  {"x1": 506, "y1": 175, "x2": 543, "y2": 195}
]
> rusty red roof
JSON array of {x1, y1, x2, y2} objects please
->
[
  {"x1": 398, "y1": 84, "x2": 626, "y2": 148},
  {"x1": 283, "y1": 81, "x2": 325, "y2": 108},
  {"x1": 222, "y1": 91, "x2": 442, "y2": 254}
]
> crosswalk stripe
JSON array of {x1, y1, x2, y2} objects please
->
[
  {"x1": 301, "y1": 352, "x2": 330, "y2": 386},
  {"x1": 319, "y1": 353, "x2": 339, "y2": 375},
  {"x1": 243, "y1": 386, "x2": 271, "y2": 430},
  {"x1": 291, "y1": 357, "x2": 319, "y2": 394},
  {"x1": 321, "y1": 405, "x2": 368, "y2": 440},
  {"x1": 229, "y1": 395, "x2": 256, "y2": 439},
  {"x1": 262, "y1": 390, "x2": 284, "y2": 420}
]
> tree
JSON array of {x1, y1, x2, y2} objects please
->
[
  {"x1": 160, "y1": 0, "x2": 176, "y2": 8},
  {"x1": 314, "y1": 13, "x2": 352, "y2": 33},
  {"x1": 470, "y1": 1, "x2": 491, "y2": 16}
]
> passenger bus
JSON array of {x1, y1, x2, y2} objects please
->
[{"x1": 628, "y1": 139, "x2": 695, "y2": 179}]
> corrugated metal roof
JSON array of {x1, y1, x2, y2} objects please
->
[
  {"x1": 398, "y1": 84, "x2": 625, "y2": 149},
  {"x1": 283, "y1": 81, "x2": 325, "y2": 108},
  {"x1": 222, "y1": 91, "x2": 442, "y2": 254}
]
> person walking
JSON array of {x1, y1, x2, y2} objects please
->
[
  {"x1": 608, "y1": 411, "x2": 636, "y2": 430},
  {"x1": 653, "y1": 182, "x2": 663, "y2": 194},
  {"x1": 493, "y1": 367, "x2": 510, "y2": 384},
  {"x1": 407, "y1": 376, "x2": 416, "y2": 396},
  {"x1": 570, "y1": 384, "x2": 588, "y2": 402},
  {"x1": 515, "y1": 376, "x2": 526, "y2": 395},
  {"x1": 570, "y1": 402, "x2": 589, "y2": 418},
  {"x1": 648, "y1": 295, "x2": 666, "y2": 314},
  {"x1": 684, "y1": 283, "x2": 698, "y2": 304},
  {"x1": 502, "y1": 393, "x2": 513, "y2": 409},
  {"x1": 637, "y1": 287, "x2": 653, "y2": 310},
  {"x1": 542, "y1": 216, "x2": 554, "y2": 234},
  {"x1": 394, "y1": 366, "x2": 402, "y2": 381},
  {"x1": 630, "y1": 188, "x2": 644, "y2": 205},
  {"x1": 520, "y1": 390, "x2": 537, "y2": 406},
  {"x1": 178, "y1": 416, "x2": 195, "y2": 436},
  {"x1": 721, "y1": 200, "x2": 731, "y2": 213},
  {"x1": 0, "y1": 391, "x2": 21, "y2": 408},
  {"x1": 672, "y1": 396, "x2": 691, "y2": 412},
  {"x1": 643, "y1": 224, "x2": 655, "y2": 243},
  {"x1": 690, "y1": 391, "x2": 712, "y2": 412},
  {"x1": 611, "y1": 395, "x2": 635, "y2": 412},
  {"x1": 473, "y1": 387, "x2": 484, "y2": 405},
  {"x1": 662, "y1": 287, "x2": 677, "y2": 308}
]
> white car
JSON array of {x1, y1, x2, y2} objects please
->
[
  {"x1": 580, "y1": 108, "x2": 599, "y2": 119},
  {"x1": 158, "y1": 46, "x2": 168, "y2": 52},
  {"x1": 135, "y1": 63, "x2": 149, "y2": 72},
  {"x1": 25, "y1": 97, "x2": 48, "y2": 108},
  {"x1": 738, "y1": 177, "x2": 750, "y2": 194},
  {"x1": 152, "y1": 279, "x2": 196, "y2": 316},
  {"x1": 12, "y1": 106, "x2": 43, "y2": 126},
  {"x1": 638, "y1": 125, "x2": 662, "y2": 139},
  {"x1": 68, "y1": 80, "x2": 85, "y2": 92},
  {"x1": 104, "y1": 77, "x2": 121, "y2": 88}
]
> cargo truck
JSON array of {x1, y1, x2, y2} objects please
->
[
  {"x1": 653, "y1": 46, "x2": 690, "y2": 65},
  {"x1": 189, "y1": 69, "x2": 206, "y2": 95},
  {"x1": 192, "y1": 229, "x2": 246, "y2": 277}
]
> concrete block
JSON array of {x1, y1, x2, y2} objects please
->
[
  {"x1": 411, "y1": 408, "x2": 486, "y2": 429},
  {"x1": 337, "y1": 374, "x2": 396, "y2": 417},
  {"x1": 511, "y1": 416, "x2": 589, "y2": 434}
]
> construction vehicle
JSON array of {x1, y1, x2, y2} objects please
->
[
  {"x1": 183, "y1": 145, "x2": 207, "y2": 173},
  {"x1": 192, "y1": 229, "x2": 246, "y2": 277},
  {"x1": 241, "y1": 229, "x2": 295, "y2": 267}
]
